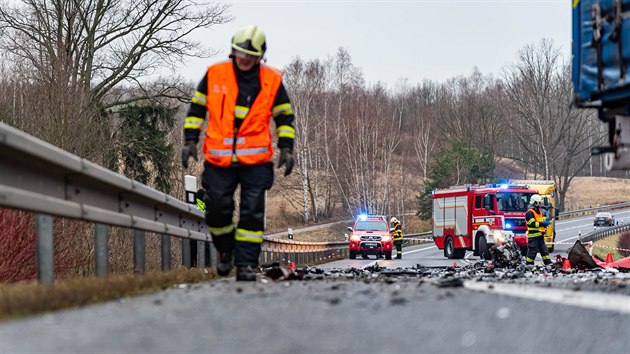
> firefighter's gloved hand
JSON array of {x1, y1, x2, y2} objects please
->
[
  {"x1": 540, "y1": 221, "x2": 551, "y2": 227},
  {"x1": 181, "y1": 140, "x2": 198, "y2": 168},
  {"x1": 277, "y1": 148, "x2": 294, "y2": 176}
]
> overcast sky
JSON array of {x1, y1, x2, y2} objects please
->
[{"x1": 179, "y1": 0, "x2": 571, "y2": 87}]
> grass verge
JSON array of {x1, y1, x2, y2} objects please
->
[
  {"x1": 593, "y1": 234, "x2": 623, "y2": 262},
  {"x1": 0, "y1": 268, "x2": 218, "y2": 322}
]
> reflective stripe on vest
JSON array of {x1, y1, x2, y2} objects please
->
[
  {"x1": 392, "y1": 224, "x2": 403, "y2": 241},
  {"x1": 203, "y1": 61, "x2": 283, "y2": 167},
  {"x1": 208, "y1": 147, "x2": 269, "y2": 157},
  {"x1": 527, "y1": 208, "x2": 545, "y2": 238}
]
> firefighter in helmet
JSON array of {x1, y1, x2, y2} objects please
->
[
  {"x1": 390, "y1": 217, "x2": 403, "y2": 259},
  {"x1": 182, "y1": 25, "x2": 296, "y2": 281},
  {"x1": 525, "y1": 194, "x2": 552, "y2": 266}
]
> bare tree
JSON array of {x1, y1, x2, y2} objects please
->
[
  {"x1": 503, "y1": 39, "x2": 561, "y2": 179},
  {"x1": 0, "y1": 0, "x2": 229, "y2": 167},
  {"x1": 0, "y1": 0, "x2": 230, "y2": 107},
  {"x1": 503, "y1": 39, "x2": 604, "y2": 209},
  {"x1": 438, "y1": 68, "x2": 507, "y2": 156},
  {"x1": 283, "y1": 57, "x2": 331, "y2": 222},
  {"x1": 407, "y1": 81, "x2": 440, "y2": 183}
]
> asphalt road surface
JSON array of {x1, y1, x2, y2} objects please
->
[{"x1": 1, "y1": 212, "x2": 629, "y2": 353}]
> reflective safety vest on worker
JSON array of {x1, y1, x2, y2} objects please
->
[
  {"x1": 202, "y1": 61, "x2": 283, "y2": 167},
  {"x1": 526, "y1": 207, "x2": 545, "y2": 238},
  {"x1": 392, "y1": 222, "x2": 403, "y2": 241}
]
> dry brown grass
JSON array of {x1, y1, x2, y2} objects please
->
[
  {"x1": 0, "y1": 268, "x2": 217, "y2": 321},
  {"x1": 564, "y1": 177, "x2": 630, "y2": 210},
  {"x1": 593, "y1": 234, "x2": 623, "y2": 262}
]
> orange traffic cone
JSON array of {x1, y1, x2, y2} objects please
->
[
  {"x1": 562, "y1": 259, "x2": 572, "y2": 271},
  {"x1": 289, "y1": 261, "x2": 296, "y2": 271},
  {"x1": 453, "y1": 261, "x2": 457, "y2": 267},
  {"x1": 605, "y1": 252, "x2": 614, "y2": 264}
]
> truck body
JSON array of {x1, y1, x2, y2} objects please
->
[
  {"x1": 432, "y1": 184, "x2": 537, "y2": 259},
  {"x1": 508, "y1": 180, "x2": 559, "y2": 252},
  {"x1": 573, "y1": 0, "x2": 630, "y2": 170},
  {"x1": 572, "y1": 0, "x2": 630, "y2": 106}
]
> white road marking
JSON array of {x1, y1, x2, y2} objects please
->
[
  {"x1": 464, "y1": 280, "x2": 630, "y2": 315},
  {"x1": 404, "y1": 245, "x2": 437, "y2": 254}
]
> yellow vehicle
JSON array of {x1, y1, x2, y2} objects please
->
[{"x1": 508, "y1": 180, "x2": 559, "y2": 252}]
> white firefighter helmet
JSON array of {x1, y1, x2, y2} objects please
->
[
  {"x1": 231, "y1": 25, "x2": 266, "y2": 57},
  {"x1": 530, "y1": 194, "x2": 543, "y2": 206},
  {"x1": 390, "y1": 217, "x2": 399, "y2": 224}
]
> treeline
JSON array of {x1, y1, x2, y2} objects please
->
[
  {"x1": 282, "y1": 41, "x2": 618, "y2": 222},
  {"x1": 0, "y1": 0, "x2": 231, "y2": 197}
]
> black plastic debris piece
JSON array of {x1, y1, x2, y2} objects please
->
[
  {"x1": 390, "y1": 297, "x2": 407, "y2": 305},
  {"x1": 568, "y1": 240, "x2": 601, "y2": 269},
  {"x1": 436, "y1": 277, "x2": 464, "y2": 288},
  {"x1": 261, "y1": 263, "x2": 304, "y2": 281},
  {"x1": 363, "y1": 263, "x2": 383, "y2": 272},
  {"x1": 328, "y1": 297, "x2": 341, "y2": 305}
]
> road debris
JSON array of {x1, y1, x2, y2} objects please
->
[{"x1": 255, "y1": 241, "x2": 630, "y2": 295}]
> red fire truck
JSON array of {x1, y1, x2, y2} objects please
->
[{"x1": 432, "y1": 184, "x2": 537, "y2": 259}]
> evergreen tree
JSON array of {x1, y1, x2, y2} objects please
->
[
  {"x1": 107, "y1": 104, "x2": 177, "y2": 193},
  {"x1": 417, "y1": 140, "x2": 495, "y2": 219}
]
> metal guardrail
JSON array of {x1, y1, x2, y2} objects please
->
[
  {"x1": 2, "y1": 121, "x2": 629, "y2": 282},
  {"x1": 0, "y1": 122, "x2": 212, "y2": 284},
  {"x1": 0, "y1": 123, "x2": 349, "y2": 283},
  {"x1": 580, "y1": 224, "x2": 630, "y2": 244},
  {"x1": 556, "y1": 202, "x2": 630, "y2": 219},
  {"x1": 260, "y1": 237, "x2": 349, "y2": 266}
]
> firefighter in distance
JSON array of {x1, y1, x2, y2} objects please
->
[
  {"x1": 390, "y1": 217, "x2": 403, "y2": 259},
  {"x1": 525, "y1": 194, "x2": 552, "y2": 266},
  {"x1": 181, "y1": 25, "x2": 296, "y2": 281}
]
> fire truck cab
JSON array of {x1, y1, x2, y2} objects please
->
[{"x1": 432, "y1": 184, "x2": 537, "y2": 259}]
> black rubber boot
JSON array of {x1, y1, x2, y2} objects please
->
[
  {"x1": 236, "y1": 265, "x2": 256, "y2": 281},
  {"x1": 216, "y1": 251, "x2": 233, "y2": 276}
]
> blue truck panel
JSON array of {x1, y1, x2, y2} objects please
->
[{"x1": 573, "y1": 0, "x2": 630, "y2": 107}]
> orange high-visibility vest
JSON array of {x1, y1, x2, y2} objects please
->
[
  {"x1": 526, "y1": 207, "x2": 545, "y2": 238},
  {"x1": 203, "y1": 61, "x2": 283, "y2": 167}
]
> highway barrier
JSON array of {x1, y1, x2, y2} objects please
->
[
  {"x1": 1, "y1": 122, "x2": 629, "y2": 283},
  {"x1": 580, "y1": 223, "x2": 630, "y2": 244}
]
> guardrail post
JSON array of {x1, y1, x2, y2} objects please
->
[
  {"x1": 133, "y1": 229, "x2": 145, "y2": 274},
  {"x1": 197, "y1": 240, "x2": 206, "y2": 268},
  {"x1": 95, "y1": 223, "x2": 109, "y2": 277},
  {"x1": 35, "y1": 213, "x2": 54, "y2": 286},
  {"x1": 182, "y1": 239, "x2": 191, "y2": 268},
  {"x1": 161, "y1": 233, "x2": 171, "y2": 271},
  {"x1": 209, "y1": 242, "x2": 217, "y2": 268}
]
